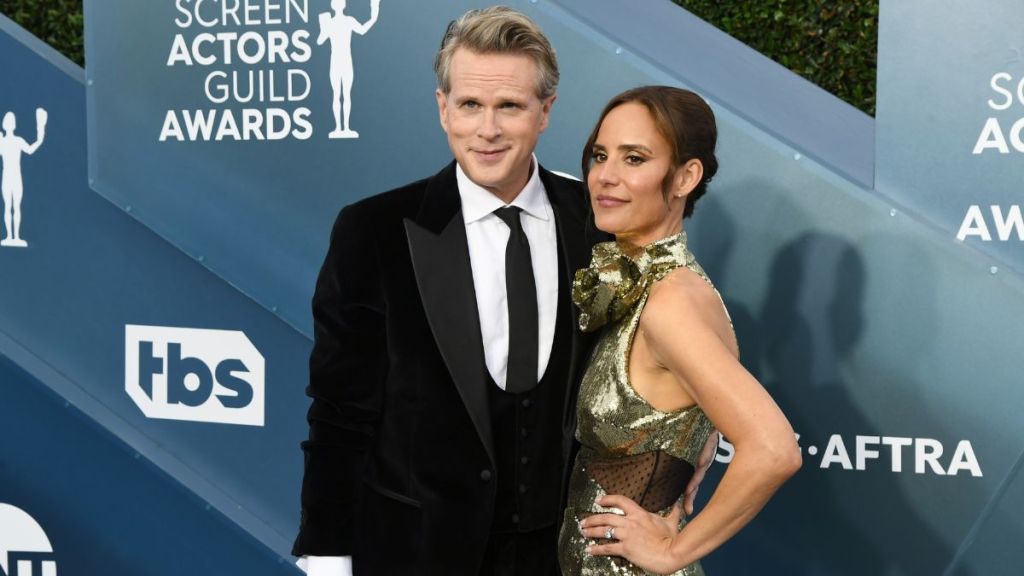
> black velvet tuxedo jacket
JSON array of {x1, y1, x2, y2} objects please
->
[{"x1": 293, "y1": 161, "x2": 606, "y2": 575}]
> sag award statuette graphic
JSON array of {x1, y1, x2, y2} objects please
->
[
  {"x1": 0, "y1": 108, "x2": 46, "y2": 248},
  {"x1": 319, "y1": 0, "x2": 380, "y2": 138}
]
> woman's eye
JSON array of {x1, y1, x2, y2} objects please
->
[
  {"x1": 591, "y1": 152, "x2": 607, "y2": 163},
  {"x1": 625, "y1": 154, "x2": 645, "y2": 165}
]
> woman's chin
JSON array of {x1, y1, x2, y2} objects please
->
[{"x1": 593, "y1": 214, "x2": 625, "y2": 236}]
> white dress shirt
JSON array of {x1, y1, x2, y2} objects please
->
[{"x1": 456, "y1": 156, "x2": 558, "y2": 389}]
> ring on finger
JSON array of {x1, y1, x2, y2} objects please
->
[{"x1": 604, "y1": 527, "x2": 615, "y2": 540}]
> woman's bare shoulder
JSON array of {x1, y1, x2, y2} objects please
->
[{"x1": 643, "y1": 267, "x2": 735, "y2": 353}]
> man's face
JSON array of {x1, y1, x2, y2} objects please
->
[{"x1": 436, "y1": 48, "x2": 555, "y2": 203}]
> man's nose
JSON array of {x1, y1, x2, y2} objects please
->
[{"x1": 477, "y1": 109, "x2": 502, "y2": 140}]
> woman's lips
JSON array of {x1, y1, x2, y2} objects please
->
[{"x1": 596, "y1": 194, "x2": 628, "y2": 208}]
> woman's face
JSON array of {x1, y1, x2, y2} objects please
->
[{"x1": 587, "y1": 102, "x2": 690, "y2": 246}]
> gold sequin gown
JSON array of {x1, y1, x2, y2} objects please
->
[{"x1": 558, "y1": 232, "x2": 718, "y2": 576}]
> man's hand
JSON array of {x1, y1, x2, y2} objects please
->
[{"x1": 683, "y1": 431, "x2": 719, "y2": 515}]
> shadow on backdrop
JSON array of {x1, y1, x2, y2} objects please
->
[{"x1": 690, "y1": 190, "x2": 957, "y2": 575}]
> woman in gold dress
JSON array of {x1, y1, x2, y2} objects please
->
[{"x1": 557, "y1": 86, "x2": 802, "y2": 575}]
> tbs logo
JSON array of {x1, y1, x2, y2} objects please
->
[
  {"x1": 0, "y1": 503, "x2": 56, "y2": 576},
  {"x1": 125, "y1": 325, "x2": 265, "y2": 426}
]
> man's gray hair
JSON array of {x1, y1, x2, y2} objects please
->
[{"x1": 434, "y1": 6, "x2": 560, "y2": 99}]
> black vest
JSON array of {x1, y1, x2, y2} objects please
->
[{"x1": 487, "y1": 244, "x2": 574, "y2": 534}]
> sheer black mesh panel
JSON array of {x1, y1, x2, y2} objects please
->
[{"x1": 583, "y1": 451, "x2": 695, "y2": 512}]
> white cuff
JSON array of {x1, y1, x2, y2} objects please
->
[{"x1": 296, "y1": 555, "x2": 352, "y2": 576}]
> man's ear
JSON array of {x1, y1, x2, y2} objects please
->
[
  {"x1": 538, "y1": 93, "x2": 557, "y2": 133},
  {"x1": 436, "y1": 89, "x2": 450, "y2": 134}
]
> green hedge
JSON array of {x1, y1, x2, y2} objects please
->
[
  {"x1": 674, "y1": 0, "x2": 878, "y2": 115},
  {"x1": 1, "y1": 1, "x2": 877, "y2": 115},
  {"x1": 0, "y1": 0, "x2": 83, "y2": 66}
]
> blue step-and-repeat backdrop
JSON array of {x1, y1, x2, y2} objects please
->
[{"x1": 2, "y1": 0, "x2": 1023, "y2": 574}]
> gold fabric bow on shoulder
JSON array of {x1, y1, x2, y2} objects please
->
[{"x1": 572, "y1": 232, "x2": 694, "y2": 332}]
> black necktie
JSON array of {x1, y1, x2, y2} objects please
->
[{"x1": 493, "y1": 206, "x2": 538, "y2": 393}]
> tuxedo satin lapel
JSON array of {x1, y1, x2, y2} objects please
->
[
  {"x1": 542, "y1": 175, "x2": 590, "y2": 323},
  {"x1": 405, "y1": 164, "x2": 495, "y2": 467},
  {"x1": 413, "y1": 162, "x2": 460, "y2": 233},
  {"x1": 540, "y1": 168, "x2": 594, "y2": 461}
]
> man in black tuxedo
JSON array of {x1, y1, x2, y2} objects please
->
[{"x1": 293, "y1": 7, "x2": 709, "y2": 576}]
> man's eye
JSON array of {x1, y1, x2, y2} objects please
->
[{"x1": 462, "y1": 101, "x2": 479, "y2": 109}]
